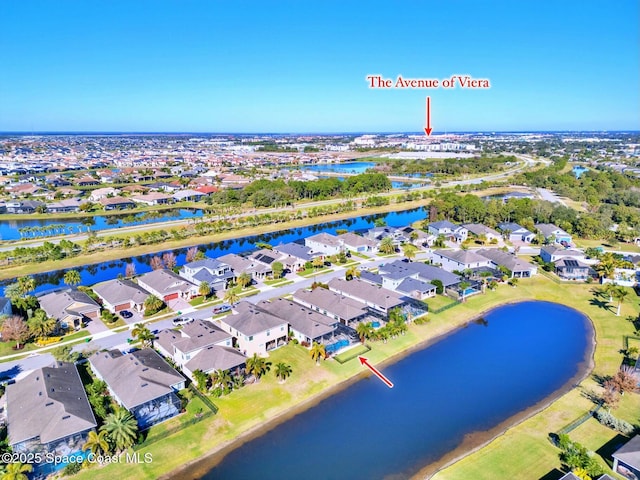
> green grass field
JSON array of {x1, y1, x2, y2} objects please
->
[{"x1": 70, "y1": 276, "x2": 640, "y2": 480}]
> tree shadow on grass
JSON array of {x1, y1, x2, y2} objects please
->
[
  {"x1": 579, "y1": 385, "x2": 602, "y2": 405},
  {"x1": 589, "y1": 297, "x2": 615, "y2": 313},
  {"x1": 592, "y1": 373, "x2": 612, "y2": 387},
  {"x1": 538, "y1": 468, "x2": 566, "y2": 480},
  {"x1": 596, "y1": 433, "x2": 630, "y2": 469}
]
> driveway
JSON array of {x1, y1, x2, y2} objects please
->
[{"x1": 167, "y1": 298, "x2": 191, "y2": 313}]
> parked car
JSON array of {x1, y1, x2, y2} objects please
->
[
  {"x1": 119, "y1": 310, "x2": 133, "y2": 319},
  {"x1": 172, "y1": 317, "x2": 194, "y2": 326},
  {"x1": 212, "y1": 304, "x2": 231, "y2": 315}
]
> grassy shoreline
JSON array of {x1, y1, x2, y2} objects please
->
[
  {"x1": 69, "y1": 276, "x2": 639, "y2": 480},
  {"x1": 0, "y1": 200, "x2": 429, "y2": 281}
]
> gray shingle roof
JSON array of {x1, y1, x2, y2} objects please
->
[
  {"x1": 172, "y1": 320, "x2": 231, "y2": 354},
  {"x1": 396, "y1": 277, "x2": 436, "y2": 295},
  {"x1": 338, "y1": 232, "x2": 377, "y2": 249},
  {"x1": 476, "y1": 248, "x2": 537, "y2": 273},
  {"x1": 223, "y1": 301, "x2": 287, "y2": 336},
  {"x1": 38, "y1": 289, "x2": 100, "y2": 322},
  {"x1": 93, "y1": 279, "x2": 150, "y2": 306},
  {"x1": 138, "y1": 269, "x2": 195, "y2": 296},
  {"x1": 293, "y1": 288, "x2": 368, "y2": 322},
  {"x1": 386, "y1": 260, "x2": 461, "y2": 287},
  {"x1": 613, "y1": 435, "x2": 640, "y2": 470},
  {"x1": 434, "y1": 249, "x2": 489, "y2": 265},
  {"x1": 274, "y1": 242, "x2": 315, "y2": 261},
  {"x1": 89, "y1": 349, "x2": 184, "y2": 410},
  {"x1": 328, "y1": 278, "x2": 405, "y2": 310},
  {"x1": 462, "y1": 223, "x2": 500, "y2": 237},
  {"x1": 184, "y1": 345, "x2": 246, "y2": 374},
  {"x1": 6, "y1": 362, "x2": 97, "y2": 446},
  {"x1": 257, "y1": 298, "x2": 336, "y2": 340}
]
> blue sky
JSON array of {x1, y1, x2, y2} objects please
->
[{"x1": 1, "y1": 1, "x2": 638, "y2": 133}]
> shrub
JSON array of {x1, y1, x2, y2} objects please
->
[{"x1": 594, "y1": 409, "x2": 636, "y2": 435}]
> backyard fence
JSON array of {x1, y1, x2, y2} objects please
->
[{"x1": 430, "y1": 300, "x2": 461, "y2": 315}]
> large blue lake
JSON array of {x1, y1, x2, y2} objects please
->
[
  {"x1": 201, "y1": 301, "x2": 592, "y2": 480},
  {"x1": 10, "y1": 207, "x2": 427, "y2": 294}
]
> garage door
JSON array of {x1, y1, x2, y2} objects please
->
[
  {"x1": 115, "y1": 303, "x2": 129, "y2": 312},
  {"x1": 164, "y1": 293, "x2": 179, "y2": 301}
]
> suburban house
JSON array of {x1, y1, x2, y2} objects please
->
[
  {"x1": 554, "y1": 258, "x2": 593, "y2": 281},
  {"x1": 535, "y1": 223, "x2": 572, "y2": 244},
  {"x1": 462, "y1": 223, "x2": 501, "y2": 244},
  {"x1": 293, "y1": 287, "x2": 369, "y2": 327},
  {"x1": 218, "y1": 253, "x2": 272, "y2": 280},
  {"x1": 431, "y1": 249, "x2": 492, "y2": 272},
  {"x1": 399, "y1": 226, "x2": 434, "y2": 247},
  {"x1": 257, "y1": 298, "x2": 338, "y2": 346},
  {"x1": 47, "y1": 198, "x2": 84, "y2": 213},
  {"x1": 427, "y1": 220, "x2": 468, "y2": 243},
  {"x1": 273, "y1": 242, "x2": 319, "y2": 266},
  {"x1": 37, "y1": 289, "x2": 101, "y2": 330},
  {"x1": 138, "y1": 269, "x2": 198, "y2": 303},
  {"x1": 131, "y1": 192, "x2": 175, "y2": 206},
  {"x1": 6, "y1": 362, "x2": 97, "y2": 456},
  {"x1": 5, "y1": 200, "x2": 44, "y2": 214},
  {"x1": 612, "y1": 435, "x2": 640, "y2": 479},
  {"x1": 497, "y1": 222, "x2": 535, "y2": 243},
  {"x1": 89, "y1": 187, "x2": 120, "y2": 201},
  {"x1": 179, "y1": 257, "x2": 235, "y2": 292},
  {"x1": 93, "y1": 279, "x2": 151, "y2": 313},
  {"x1": 475, "y1": 249, "x2": 538, "y2": 278},
  {"x1": 155, "y1": 320, "x2": 245, "y2": 381},
  {"x1": 304, "y1": 232, "x2": 343, "y2": 256},
  {"x1": 217, "y1": 301, "x2": 288, "y2": 356},
  {"x1": 328, "y1": 278, "x2": 407, "y2": 316},
  {"x1": 337, "y1": 231, "x2": 378, "y2": 253},
  {"x1": 540, "y1": 246, "x2": 586, "y2": 264},
  {"x1": 172, "y1": 189, "x2": 207, "y2": 202},
  {"x1": 373, "y1": 262, "x2": 438, "y2": 299},
  {"x1": 0, "y1": 297, "x2": 11, "y2": 316},
  {"x1": 365, "y1": 226, "x2": 408, "y2": 246},
  {"x1": 100, "y1": 196, "x2": 136, "y2": 211},
  {"x1": 89, "y1": 349, "x2": 185, "y2": 430}
]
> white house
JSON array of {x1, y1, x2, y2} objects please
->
[
  {"x1": 431, "y1": 249, "x2": 492, "y2": 272},
  {"x1": 138, "y1": 269, "x2": 198, "y2": 302},
  {"x1": 427, "y1": 220, "x2": 468, "y2": 243},
  {"x1": 304, "y1": 232, "x2": 343, "y2": 256},
  {"x1": 217, "y1": 301, "x2": 288, "y2": 357}
]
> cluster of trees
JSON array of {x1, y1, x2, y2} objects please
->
[
  {"x1": 354, "y1": 309, "x2": 408, "y2": 343},
  {"x1": 209, "y1": 173, "x2": 391, "y2": 208},
  {"x1": 515, "y1": 158, "x2": 640, "y2": 240},
  {"x1": 556, "y1": 434, "x2": 605, "y2": 478},
  {"x1": 0, "y1": 239, "x2": 80, "y2": 266},
  {"x1": 428, "y1": 191, "x2": 615, "y2": 240},
  {"x1": 377, "y1": 155, "x2": 514, "y2": 176}
]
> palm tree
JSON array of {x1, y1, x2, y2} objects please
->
[
  {"x1": 17, "y1": 276, "x2": 36, "y2": 296},
  {"x1": 603, "y1": 282, "x2": 617, "y2": 303},
  {"x1": 0, "y1": 462, "x2": 32, "y2": 480},
  {"x1": 27, "y1": 309, "x2": 57, "y2": 337},
  {"x1": 612, "y1": 286, "x2": 629, "y2": 316},
  {"x1": 345, "y1": 265, "x2": 360, "y2": 281},
  {"x1": 402, "y1": 243, "x2": 418, "y2": 261},
  {"x1": 131, "y1": 323, "x2": 155, "y2": 347},
  {"x1": 309, "y1": 342, "x2": 326, "y2": 365},
  {"x1": 595, "y1": 253, "x2": 619, "y2": 281},
  {"x1": 143, "y1": 295, "x2": 164, "y2": 315},
  {"x1": 274, "y1": 362, "x2": 293, "y2": 382},
  {"x1": 355, "y1": 322, "x2": 373, "y2": 343},
  {"x1": 379, "y1": 237, "x2": 396, "y2": 254},
  {"x1": 192, "y1": 369, "x2": 210, "y2": 391},
  {"x1": 101, "y1": 408, "x2": 138, "y2": 452},
  {"x1": 237, "y1": 272, "x2": 252, "y2": 289},
  {"x1": 63, "y1": 269, "x2": 82, "y2": 287},
  {"x1": 246, "y1": 354, "x2": 271, "y2": 381},
  {"x1": 224, "y1": 289, "x2": 240, "y2": 306},
  {"x1": 198, "y1": 281, "x2": 211, "y2": 299},
  {"x1": 82, "y1": 429, "x2": 111, "y2": 456}
]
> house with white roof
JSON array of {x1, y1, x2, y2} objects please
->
[
  {"x1": 305, "y1": 232, "x2": 343, "y2": 256},
  {"x1": 431, "y1": 249, "x2": 492, "y2": 272},
  {"x1": 93, "y1": 279, "x2": 151, "y2": 313}
]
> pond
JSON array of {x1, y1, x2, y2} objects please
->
[
  {"x1": 12, "y1": 207, "x2": 429, "y2": 295},
  {"x1": 301, "y1": 161, "x2": 377, "y2": 174},
  {"x1": 198, "y1": 301, "x2": 592, "y2": 480}
]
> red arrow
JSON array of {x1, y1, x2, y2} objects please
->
[
  {"x1": 358, "y1": 356, "x2": 394, "y2": 388},
  {"x1": 424, "y1": 96, "x2": 433, "y2": 136}
]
